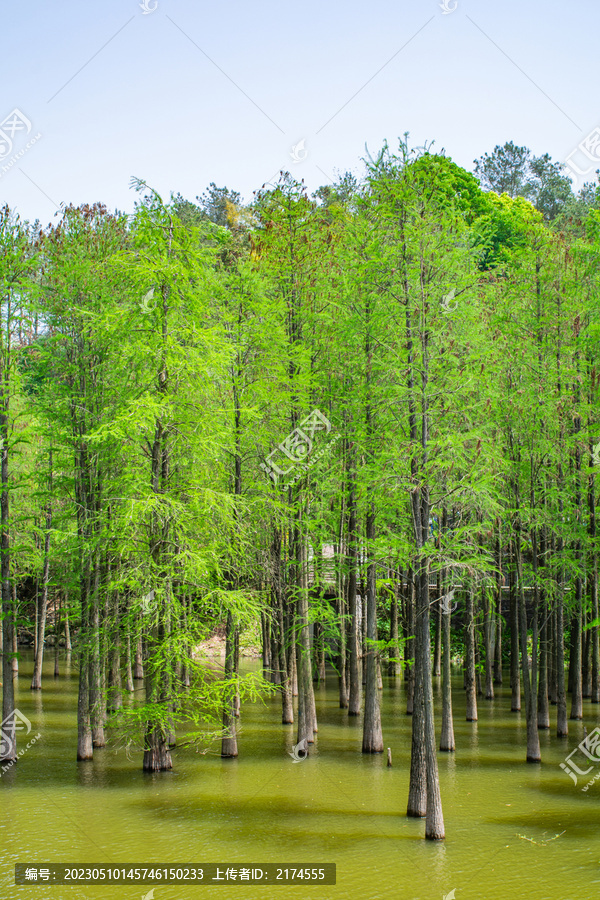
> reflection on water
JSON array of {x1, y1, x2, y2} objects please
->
[{"x1": 1, "y1": 652, "x2": 599, "y2": 899}]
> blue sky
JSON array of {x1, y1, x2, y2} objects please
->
[{"x1": 1, "y1": 0, "x2": 598, "y2": 224}]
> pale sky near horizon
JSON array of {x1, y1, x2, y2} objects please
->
[{"x1": 1, "y1": 0, "x2": 598, "y2": 225}]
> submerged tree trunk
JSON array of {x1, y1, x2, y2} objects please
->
[
  {"x1": 556, "y1": 589, "x2": 568, "y2": 737},
  {"x1": 569, "y1": 586, "x2": 583, "y2": 720},
  {"x1": 143, "y1": 286, "x2": 174, "y2": 773},
  {"x1": 582, "y1": 622, "x2": 591, "y2": 699},
  {"x1": 590, "y1": 463, "x2": 600, "y2": 703},
  {"x1": 134, "y1": 632, "x2": 144, "y2": 680},
  {"x1": 439, "y1": 576, "x2": 455, "y2": 752},
  {"x1": 482, "y1": 583, "x2": 494, "y2": 700},
  {"x1": 54, "y1": 595, "x2": 61, "y2": 678},
  {"x1": 11, "y1": 584, "x2": 17, "y2": 675},
  {"x1": 221, "y1": 610, "x2": 238, "y2": 758},
  {"x1": 338, "y1": 586, "x2": 349, "y2": 708},
  {"x1": 493, "y1": 600, "x2": 503, "y2": 685},
  {"x1": 536, "y1": 527, "x2": 549, "y2": 730},
  {"x1": 407, "y1": 590, "x2": 426, "y2": 819},
  {"x1": 388, "y1": 581, "x2": 401, "y2": 677},
  {"x1": 76, "y1": 564, "x2": 93, "y2": 761},
  {"x1": 89, "y1": 560, "x2": 106, "y2": 748},
  {"x1": 537, "y1": 598, "x2": 550, "y2": 729},
  {"x1": 31, "y1": 471, "x2": 52, "y2": 691},
  {"x1": 362, "y1": 505, "x2": 383, "y2": 754},
  {"x1": 409, "y1": 559, "x2": 444, "y2": 838},
  {"x1": 493, "y1": 530, "x2": 503, "y2": 685},
  {"x1": 405, "y1": 570, "x2": 415, "y2": 715},
  {"x1": 432, "y1": 587, "x2": 442, "y2": 678},
  {"x1": 295, "y1": 524, "x2": 316, "y2": 746},
  {"x1": 0, "y1": 415, "x2": 15, "y2": 764},
  {"x1": 273, "y1": 528, "x2": 293, "y2": 724},
  {"x1": 125, "y1": 626, "x2": 135, "y2": 693},
  {"x1": 347, "y1": 471, "x2": 361, "y2": 716},
  {"x1": 515, "y1": 524, "x2": 541, "y2": 763},
  {"x1": 313, "y1": 621, "x2": 326, "y2": 684},
  {"x1": 64, "y1": 597, "x2": 72, "y2": 653},
  {"x1": 465, "y1": 585, "x2": 478, "y2": 722},
  {"x1": 107, "y1": 590, "x2": 122, "y2": 713},
  {"x1": 509, "y1": 555, "x2": 521, "y2": 712}
]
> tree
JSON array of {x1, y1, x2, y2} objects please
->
[{"x1": 474, "y1": 141, "x2": 531, "y2": 198}]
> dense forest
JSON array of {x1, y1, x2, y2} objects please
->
[{"x1": 1, "y1": 139, "x2": 599, "y2": 843}]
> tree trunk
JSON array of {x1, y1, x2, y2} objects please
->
[
  {"x1": 313, "y1": 621, "x2": 325, "y2": 683},
  {"x1": 347, "y1": 476, "x2": 361, "y2": 716},
  {"x1": 31, "y1": 468, "x2": 52, "y2": 691},
  {"x1": 295, "y1": 525, "x2": 316, "y2": 746},
  {"x1": 64, "y1": 596, "x2": 72, "y2": 653},
  {"x1": 338, "y1": 587, "x2": 349, "y2": 708},
  {"x1": 515, "y1": 523, "x2": 541, "y2": 763},
  {"x1": 537, "y1": 598, "x2": 550, "y2": 729},
  {"x1": 262, "y1": 611, "x2": 271, "y2": 679},
  {"x1": 362, "y1": 504, "x2": 383, "y2": 753},
  {"x1": 465, "y1": 585, "x2": 478, "y2": 721},
  {"x1": 407, "y1": 581, "x2": 426, "y2": 819},
  {"x1": 582, "y1": 619, "x2": 591, "y2": 700},
  {"x1": 134, "y1": 633, "x2": 144, "y2": 680},
  {"x1": 569, "y1": 588, "x2": 583, "y2": 720},
  {"x1": 509, "y1": 555, "x2": 521, "y2": 711},
  {"x1": 221, "y1": 610, "x2": 238, "y2": 757},
  {"x1": 483, "y1": 584, "x2": 494, "y2": 700},
  {"x1": 556, "y1": 590, "x2": 568, "y2": 737},
  {"x1": 31, "y1": 505, "x2": 51, "y2": 691},
  {"x1": 439, "y1": 573, "x2": 455, "y2": 752},
  {"x1": 107, "y1": 591, "x2": 122, "y2": 712},
  {"x1": 493, "y1": 601, "x2": 503, "y2": 685},
  {"x1": 273, "y1": 528, "x2": 293, "y2": 724},
  {"x1": 0, "y1": 412, "x2": 15, "y2": 764},
  {"x1": 125, "y1": 626, "x2": 135, "y2": 692},
  {"x1": 89, "y1": 561, "x2": 106, "y2": 747},
  {"x1": 388, "y1": 582, "x2": 401, "y2": 676},
  {"x1": 405, "y1": 570, "x2": 415, "y2": 714},
  {"x1": 77, "y1": 564, "x2": 93, "y2": 761},
  {"x1": 11, "y1": 584, "x2": 18, "y2": 675},
  {"x1": 54, "y1": 595, "x2": 61, "y2": 678},
  {"x1": 548, "y1": 597, "x2": 557, "y2": 705},
  {"x1": 592, "y1": 559, "x2": 600, "y2": 705},
  {"x1": 432, "y1": 586, "x2": 442, "y2": 678}
]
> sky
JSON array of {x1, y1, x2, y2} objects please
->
[{"x1": 1, "y1": 0, "x2": 598, "y2": 225}]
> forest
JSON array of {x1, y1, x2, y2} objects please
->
[{"x1": 1, "y1": 138, "x2": 600, "y2": 848}]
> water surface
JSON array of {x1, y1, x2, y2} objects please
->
[{"x1": 1, "y1": 654, "x2": 598, "y2": 900}]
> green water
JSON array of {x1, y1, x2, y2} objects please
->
[{"x1": 1, "y1": 653, "x2": 599, "y2": 900}]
